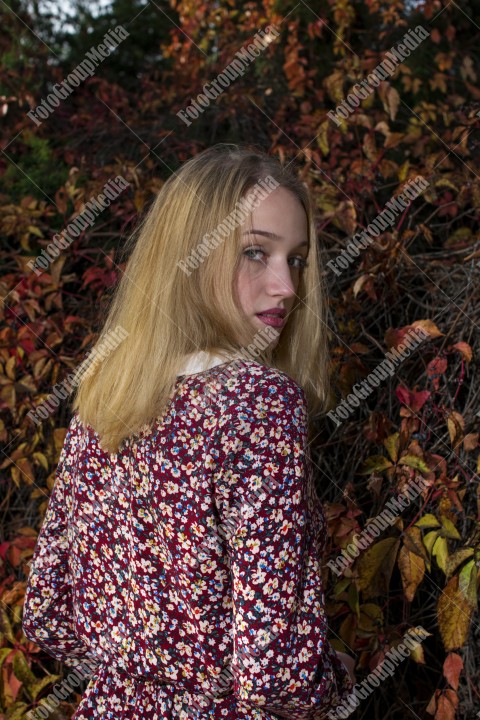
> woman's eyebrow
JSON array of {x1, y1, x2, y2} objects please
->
[{"x1": 243, "y1": 229, "x2": 308, "y2": 247}]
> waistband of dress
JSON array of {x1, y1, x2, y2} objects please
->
[{"x1": 94, "y1": 662, "x2": 233, "y2": 699}]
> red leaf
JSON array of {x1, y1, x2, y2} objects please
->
[
  {"x1": 427, "y1": 357, "x2": 448, "y2": 390},
  {"x1": 396, "y1": 386, "x2": 431, "y2": 412},
  {"x1": 436, "y1": 689, "x2": 459, "y2": 720},
  {"x1": 443, "y1": 652, "x2": 463, "y2": 690},
  {"x1": 427, "y1": 357, "x2": 448, "y2": 377}
]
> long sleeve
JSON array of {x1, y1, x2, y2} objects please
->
[
  {"x1": 22, "y1": 417, "x2": 98, "y2": 669},
  {"x1": 211, "y1": 372, "x2": 354, "y2": 720}
]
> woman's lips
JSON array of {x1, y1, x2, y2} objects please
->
[{"x1": 256, "y1": 313, "x2": 285, "y2": 328}]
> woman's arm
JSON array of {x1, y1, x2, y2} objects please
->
[
  {"x1": 22, "y1": 417, "x2": 99, "y2": 669},
  {"x1": 212, "y1": 371, "x2": 354, "y2": 719}
]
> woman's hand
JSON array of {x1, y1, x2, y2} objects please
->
[{"x1": 335, "y1": 650, "x2": 356, "y2": 684}]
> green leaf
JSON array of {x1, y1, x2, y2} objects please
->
[
  {"x1": 333, "y1": 578, "x2": 351, "y2": 596},
  {"x1": 357, "y1": 455, "x2": 393, "y2": 475},
  {"x1": 29, "y1": 674, "x2": 63, "y2": 701},
  {"x1": 0, "y1": 608, "x2": 15, "y2": 643},
  {"x1": 12, "y1": 650, "x2": 37, "y2": 687},
  {"x1": 458, "y1": 560, "x2": 477, "y2": 607},
  {"x1": 5, "y1": 701, "x2": 30, "y2": 720},
  {"x1": 0, "y1": 647, "x2": 12, "y2": 672}
]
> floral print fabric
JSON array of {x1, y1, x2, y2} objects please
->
[{"x1": 23, "y1": 358, "x2": 353, "y2": 719}]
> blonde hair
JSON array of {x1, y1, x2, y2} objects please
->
[{"x1": 73, "y1": 143, "x2": 331, "y2": 452}]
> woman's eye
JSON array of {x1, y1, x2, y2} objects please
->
[
  {"x1": 242, "y1": 247, "x2": 309, "y2": 269},
  {"x1": 243, "y1": 247, "x2": 265, "y2": 262},
  {"x1": 289, "y1": 257, "x2": 309, "y2": 269}
]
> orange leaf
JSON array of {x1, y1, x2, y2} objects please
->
[
  {"x1": 463, "y1": 433, "x2": 479, "y2": 451},
  {"x1": 450, "y1": 342, "x2": 472, "y2": 363},
  {"x1": 443, "y1": 652, "x2": 463, "y2": 690},
  {"x1": 410, "y1": 320, "x2": 444, "y2": 339}
]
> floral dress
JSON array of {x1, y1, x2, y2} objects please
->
[{"x1": 22, "y1": 352, "x2": 353, "y2": 719}]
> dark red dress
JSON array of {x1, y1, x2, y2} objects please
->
[{"x1": 23, "y1": 354, "x2": 353, "y2": 719}]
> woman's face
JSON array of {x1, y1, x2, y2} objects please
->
[{"x1": 235, "y1": 186, "x2": 309, "y2": 346}]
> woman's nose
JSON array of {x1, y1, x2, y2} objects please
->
[{"x1": 265, "y1": 262, "x2": 297, "y2": 299}]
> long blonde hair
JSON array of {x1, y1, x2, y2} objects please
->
[{"x1": 73, "y1": 143, "x2": 331, "y2": 452}]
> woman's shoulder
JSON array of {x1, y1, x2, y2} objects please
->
[{"x1": 208, "y1": 357, "x2": 308, "y2": 424}]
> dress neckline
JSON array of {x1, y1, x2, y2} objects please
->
[{"x1": 176, "y1": 350, "x2": 244, "y2": 377}]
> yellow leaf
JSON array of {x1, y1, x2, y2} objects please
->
[
  {"x1": 433, "y1": 536, "x2": 448, "y2": 572},
  {"x1": 398, "y1": 161, "x2": 410, "y2": 182},
  {"x1": 28, "y1": 225, "x2": 44, "y2": 238},
  {"x1": 33, "y1": 452, "x2": 49, "y2": 471},
  {"x1": 357, "y1": 603, "x2": 383, "y2": 634},
  {"x1": 356, "y1": 538, "x2": 400, "y2": 597},
  {"x1": 324, "y1": 70, "x2": 345, "y2": 104},
  {"x1": 409, "y1": 641, "x2": 426, "y2": 664},
  {"x1": 383, "y1": 432, "x2": 400, "y2": 463},
  {"x1": 415, "y1": 514, "x2": 441, "y2": 529},
  {"x1": 363, "y1": 133, "x2": 377, "y2": 162},
  {"x1": 5, "y1": 356, "x2": 16, "y2": 381},
  {"x1": 352, "y1": 274, "x2": 371, "y2": 298},
  {"x1": 446, "y1": 411, "x2": 464, "y2": 446},
  {"x1": 398, "y1": 455, "x2": 430, "y2": 473},
  {"x1": 317, "y1": 121, "x2": 330, "y2": 156},
  {"x1": 357, "y1": 455, "x2": 393, "y2": 475},
  {"x1": 423, "y1": 530, "x2": 439, "y2": 556},
  {"x1": 438, "y1": 574, "x2": 474, "y2": 651},
  {"x1": 402, "y1": 526, "x2": 430, "y2": 567},
  {"x1": 439, "y1": 517, "x2": 461, "y2": 541},
  {"x1": 398, "y1": 542, "x2": 425, "y2": 601}
]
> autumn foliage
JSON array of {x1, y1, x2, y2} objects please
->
[{"x1": 1, "y1": 0, "x2": 479, "y2": 717}]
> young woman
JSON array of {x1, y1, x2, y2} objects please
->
[{"x1": 23, "y1": 144, "x2": 355, "y2": 719}]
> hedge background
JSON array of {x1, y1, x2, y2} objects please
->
[{"x1": 0, "y1": 0, "x2": 479, "y2": 718}]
